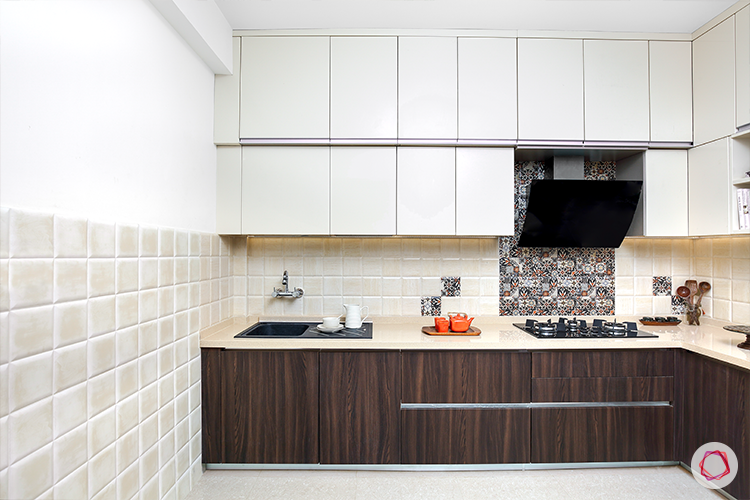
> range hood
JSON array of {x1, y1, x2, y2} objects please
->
[{"x1": 517, "y1": 156, "x2": 643, "y2": 248}]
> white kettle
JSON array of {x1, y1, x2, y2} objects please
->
[{"x1": 343, "y1": 304, "x2": 369, "y2": 329}]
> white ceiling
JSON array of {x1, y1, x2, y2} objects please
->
[{"x1": 215, "y1": 0, "x2": 739, "y2": 34}]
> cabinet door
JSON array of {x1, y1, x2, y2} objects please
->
[
  {"x1": 330, "y1": 37, "x2": 397, "y2": 139},
  {"x1": 458, "y1": 37, "x2": 517, "y2": 140},
  {"x1": 214, "y1": 37, "x2": 241, "y2": 144},
  {"x1": 517, "y1": 38, "x2": 584, "y2": 142},
  {"x1": 320, "y1": 351, "x2": 400, "y2": 464},
  {"x1": 737, "y1": 6, "x2": 750, "y2": 128},
  {"x1": 399, "y1": 37, "x2": 457, "y2": 140},
  {"x1": 242, "y1": 147, "x2": 330, "y2": 235},
  {"x1": 644, "y1": 150, "x2": 689, "y2": 236},
  {"x1": 240, "y1": 37, "x2": 329, "y2": 139},
  {"x1": 397, "y1": 147, "x2": 455, "y2": 235},
  {"x1": 456, "y1": 148, "x2": 514, "y2": 236},
  {"x1": 216, "y1": 146, "x2": 242, "y2": 235},
  {"x1": 649, "y1": 41, "x2": 693, "y2": 143},
  {"x1": 584, "y1": 40, "x2": 649, "y2": 142},
  {"x1": 694, "y1": 18, "x2": 736, "y2": 146},
  {"x1": 688, "y1": 138, "x2": 731, "y2": 236},
  {"x1": 330, "y1": 147, "x2": 396, "y2": 235}
]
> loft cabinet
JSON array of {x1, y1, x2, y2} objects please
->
[
  {"x1": 330, "y1": 147, "x2": 397, "y2": 235},
  {"x1": 649, "y1": 41, "x2": 693, "y2": 143},
  {"x1": 584, "y1": 40, "x2": 650, "y2": 142},
  {"x1": 517, "y1": 38, "x2": 584, "y2": 142},
  {"x1": 456, "y1": 148, "x2": 514, "y2": 236},
  {"x1": 242, "y1": 147, "x2": 330, "y2": 235},
  {"x1": 401, "y1": 351, "x2": 530, "y2": 464},
  {"x1": 676, "y1": 351, "x2": 750, "y2": 500},
  {"x1": 216, "y1": 146, "x2": 242, "y2": 235},
  {"x1": 214, "y1": 37, "x2": 241, "y2": 144},
  {"x1": 240, "y1": 37, "x2": 330, "y2": 139},
  {"x1": 399, "y1": 37, "x2": 457, "y2": 140},
  {"x1": 688, "y1": 138, "x2": 731, "y2": 236},
  {"x1": 694, "y1": 18, "x2": 736, "y2": 146},
  {"x1": 643, "y1": 150, "x2": 689, "y2": 236},
  {"x1": 319, "y1": 352, "x2": 400, "y2": 464},
  {"x1": 397, "y1": 147, "x2": 455, "y2": 235},
  {"x1": 330, "y1": 37, "x2": 397, "y2": 140},
  {"x1": 201, "y1": 349, "x2": 319, "y2": 464},
  {"x1": 737, "y1": 6, "x2": 750, "y2": 128},
  {"x1": 457, "y1": 37, "x2": 517, "y2": 141}
]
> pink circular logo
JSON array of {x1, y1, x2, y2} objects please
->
[{"x1": 691, "y1": 442, "x2": 738, "y2": 490}]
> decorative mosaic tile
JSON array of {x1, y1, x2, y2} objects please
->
[
  {"x1": 584, "y1": 161, "x2": 617, "y2": 180},
  {"x1": 500, "y1": 276, "x2": 518, "y2": 298},
  {"x1": 596, "y1": 298, "x2": 615, "y2": 316},
  {"x1": 499, "y1": 298, "x2": 518, "y2": 316},
  {"x1": 653, "y1": 276, "x2": 672, "y2": 296},
  {"x1": 441, "y1": 276, "x2": 461, "y2": 297},
  {"x1": 420, "y1": 296, "x2": 441, "y2": 316},
  {"x1": 672, "y1": 295, "x2": 688, "y2": 315}
]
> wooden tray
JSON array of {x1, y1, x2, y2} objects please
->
[
  {"x1": 640, "y1": 320, "x2": 681, "y2": 326},
  {"x1": 422, "y1": 326, "x2": 481, "y2": 336}
]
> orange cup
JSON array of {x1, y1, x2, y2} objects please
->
[{"x1": 434, "y1": 317, "x2": 450, "y2": 332}]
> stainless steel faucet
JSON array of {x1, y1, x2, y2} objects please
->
[{"x1": 272, "y1": 270, "x2": 304, "y2": 298}]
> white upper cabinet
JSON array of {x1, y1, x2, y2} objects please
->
[
  {"x1": 584, "y1": 40, "x2": 649, "y2": 142},
  {"x1": 736, "y1": 6, "x2": 750, "y2": 128},
  {"x1": 517, "y1": 38, "x2": 584, "y2": 142},
  {"x1": 458, "y1": 38, "x2": 517, "y2": 141},
  {"x1": 688, "y1": 138, "x2": 731, "y2": 236},
  {"x1": 397, "y1": 148, "x2": 456, "y2": 235},
  {"x1": 214, "y1": 37, "x2": 241, "y2": 145},
  {"x1": 240, "y1": 37, "x2": 330, "y2": 139},
  {"x1": 399, "y1": 37, "x2": 458, "y2": 140},
  {"x1": 456, "y1": 148, "x2": 514, "y2": 236},
  {"x1": 216, "y1": 146, "x2": 242, "y2": 234},
  {"x1": 242, "y1": 147, "x2": 330, "y2": 235},
  {"x1": 330, "y1": 147, "x2": 397, "y2": 235},
  {"x1": 694, "y1": 18, "x2": 736, "y2": 146},
  {"x1": 643, "y1": 150, "x2": 689, "y2": 236},
  {"x1": 330, "y1": 37, "x2": 397, "y2": 140},
  {"x1": 649, "y1": 41, "x2": 693, "y2": 143}
]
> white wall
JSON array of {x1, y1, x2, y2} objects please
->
[{"x1": 0, "y1": 0, "x2": 217, "y2": 233}]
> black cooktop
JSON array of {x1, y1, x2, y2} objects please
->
[{"x1": 513, "y1": 318, "x2": 659, "y2": 339}]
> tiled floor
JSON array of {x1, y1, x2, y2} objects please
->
[{"x1": 185, "y1": 466, "x2": 724, "y2": 499}]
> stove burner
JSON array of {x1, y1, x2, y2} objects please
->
[{"x1": 513, "y1": 317, "x2": 658, "y2": 339}]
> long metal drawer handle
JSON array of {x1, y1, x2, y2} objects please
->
[{"x1": 400, "y1": 402, "x2": 672, "y2": 410}]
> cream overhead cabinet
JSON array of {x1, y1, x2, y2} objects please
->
[
  {"x1": 330, "y1": 147, "x2": 397, "y2": 235},
  {"x1": 240, "y1": 37, "x2": 330, "y2": 139},
  {"x1": 214, "y1": 37, "x2": 241, "y2": 145},
  {"x1": 688, "y1": 138, "x2": 731, "y2": 236},
  {"x1": 458, "y1": 37, "x2": 517, "y2": 141},
  {"x1": 242, "y1": 147, "x2": 330, "y2": 235},
  {"x1": 397, "y1": 148, "x2": 456, "y2": 235},
  {"x1": 399, "y1": 37, "x2": 458, "y2": 140},
  {"x1": 216, "y1": 146, "x2": 242, "y2": 234},
  {"x1": 643, "y1": 150, "x2": 689, "y2": 236},
  {"x1": 584, "y1": 40, "x2": 649, "y2": 143},
  {"x1": 649, "y1": 41, "x2": 693, "y2": 143},
  {"x1": 736, "y1": 6, "x2": 750, "y2": 129},
  {"x1": 456, "y1": 148, "x2": 514, "y2": 236},
  {"x1": 693, "y1": 17, "x2": 735, "y2": 146},
  {"x1": 330, "y1": 37, "x2": 398, "y2": 140},
  {"x1": 517, "y1": 38, "x2": 584, "y2": 142}
]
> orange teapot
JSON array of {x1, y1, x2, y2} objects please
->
[{"x1": 448, "y1": 312, "x2": 474, "y2": 332}]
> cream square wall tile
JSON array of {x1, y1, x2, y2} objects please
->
[
  {"x1": 88, "y1": 332, "x2": 115, "y2": 378},
  {"x1": 9, "y1": 259, "x2": 53, "y2": 309},
  {"x1": 175, "y1": 231, "x2": 189, "y2": 257},
  {"x1": 88, "y1": 259, "x2": 115, "y2": 298},
  {"x1": 140, "y1": 227, "x2": 158, "y2": 258},
  {"x1": 159, "y1": 229, "x2": 175, "y2": 257},
  {"x1": 116, "y1": 326, "x2": 138, "y2": 366},
  {"x1": 9, "y1": 210, "x2": 54, "y2": 258},
  {"x1": 88, "y1": 407, "x2": 116, "y2": 461},
  {"x1": 117, "y1": 461, "x2": 139, "y2": 500},
  {"x1": 116, "y1": 224, "x2": 139, "y2": 258},
  {"x1": 116, "y1": 395, "x2": 139, "y2": 439},
  {"x1": 116, "y1": 292, "x2": 139, "y2": 330},
  {"x1": 10, "y1": 305, "x2": 53, "y2": 360},
  {"x1": 54, "y1": 259, "x2": 87, "y2": 303},
  {"x1": 53, "y1": 301, "x2": 87, "y2": 349},
  {"x1": 54, "y1": 215, "x2": 87, "y2": 259},
  {"x1": 116, "y1": 259, "x2": 139, "y2": 294},
  {"x1": 160, "y1": 258, "x2": 174, "y2": 287},
  {"x1": 0, "y1": 260, "x2": 8, "y2": 314},
  {"x1": 53, "y1": 384, "x2": 87, "y2": 438},
  {"x1": 53, "y1": 424, "x2": 87, "y2": 481},
  {"x1": 88, "y1": 221, "x2": 115, "y2": 258},
  {"x1": 139, "y1": 258, "x2": 158, "y2": 291},
  {"x1": 9, "y1": 397, "x2": 52, "y2": 463},
  {"x1": 88, "y1": 443, "x2": 116, "y2": 499},
  {"x1": 53, "y1": 463, "x2": 87, "y2": 500},
  {"x1": 140, "y1": 290, "x2": 159, "y2": 324},
  {"x1": 88, "y1": 371, "x2": 115, "y2": 418},
  {"x1": 732, "y1": 236, "x2": 750, "y2": 258},
  {"x1": 54, "y1": 343, "x2": 87, "y2": 393},
  {"x1": 88, "y1": 296, "x2": 115, "y2": 337},
  {"x1": 9, "y1": 352, "x2": 52, "y2": 411},
  {"x1": 8, "y1": 444, "x2": 53, "y2": 500},
  {"x1": 116, "y1": 361, "x2": 138, "y2": 403}
]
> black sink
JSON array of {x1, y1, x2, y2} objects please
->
[{"x1": 235, "y1": 321, "x2": 373, "y2": 339}]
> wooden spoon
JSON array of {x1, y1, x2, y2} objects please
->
[
  {"x1": 685, "y1": 280, "x2": 698, "y2": 305},
  {"x1": 695, "y1": 282, "x2": 711, "y2": 308},
  {"x1": 676, "y1": 286, "x2": 691, "y2": 303}
]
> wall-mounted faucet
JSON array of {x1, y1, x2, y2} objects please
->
[{"x1": 272, "y1": 270, "x2": 304, "y2": 298}]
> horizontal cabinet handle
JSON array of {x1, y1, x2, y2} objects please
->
[{"x1": 401, "y1": 401, "x2": 671, "y2": 410}]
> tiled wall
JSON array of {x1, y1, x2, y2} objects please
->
[{"x1": 0, "y1": 207, "x2": 231, "y2": 500}]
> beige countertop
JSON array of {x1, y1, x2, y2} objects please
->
[{"x1": 200, "y1": 315, "x2": 750, "y2": 371}]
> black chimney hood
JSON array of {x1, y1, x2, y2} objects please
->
[{"x1": 517, "y1": 179, "x2": 643, "y2": 248}]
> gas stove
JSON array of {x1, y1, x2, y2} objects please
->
[{"x1": 513, "y1": 318, "x2": 659, "y2": 339}]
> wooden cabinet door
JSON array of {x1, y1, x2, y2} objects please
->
[
  {"x1": 201, "y1": 349, "x2": 320, "y2": 464},
  {"x1": 240, "y1": 37, "x2": 330, "y2": 139},
  {"x1": 688, "y1": 138, "x2": 731, "y2": 236},
  {"x1": 398, "y1": 37, "x2": 457, "y2": 140},
  {"x1": 584, "y1": 40, "x2": 650, "y2": 142},
  {"x1": 242, "y1": 146, "x2": 330, "y2": 235},
  {"x1": 643, "y1": 150, "x2": 689, "y2": 237},
  {"x1": 330, "y1": 37, "x2": 397, "y2": 139},
  {"x1": 458, "y1": 37, "x2": 517, "y2": 140},
  {"x1": 517, "y1": 38, "x2": 584, "y2": 142},
  {"x1": 649, "y1": 41, "x2": 693, "y2": 143},
  {"x1": 456, "y1": 148, "x2": 514, "y2": 236},
  {"x1": 320, "y1": 351, "x2": 400, "y2": 464},
  {"x1": 676, "y1": 351, "x2": 750, "y2": 500},
  {"x1": 693, "y1": 17, "x2": 735, "y2": 146}
]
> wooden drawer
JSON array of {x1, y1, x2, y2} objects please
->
[
  {"x1": 531, "y1": 406, "x2": 674, "y2": 463},
  {"x1": 532, "y1": 376, "x2": 674, "y2": 402},
  {"x1": 402, "y1": 351, "x2": 530, "y2": 403},
  {"x1": 532, "y1": 350, "x2": 674, "y2": 378},
  {"x1": 402, "y1": 409, "x2": 529, "y2": 464}
]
